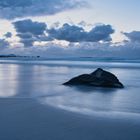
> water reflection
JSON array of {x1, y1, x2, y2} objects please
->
[
  {"x1": 0, "y1": 64, "x2": 18, "y2": 97},
  {"x1": 0, "y1": 63, "x2": 71, "y2": 98},
  {"x1": 14, "y1": 65, "x2": 37, "y2": 97},
  {"x1": 71, "y1": 85, "x2": 119, "y2": 93},
  {"x1": 0, "y1": 62, "x2": 140, "y2": 116}
]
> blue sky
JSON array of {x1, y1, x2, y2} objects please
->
[
  {"x1": 89, "y1": 0, "x2": 140, "y2": 30},
  {"x1": 0, "y1": 0, "x2": 140, "y2": 58}
]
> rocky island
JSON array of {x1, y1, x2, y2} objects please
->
[{"x1": 63, "y1": 68, "x2": 124, "y2": 88}]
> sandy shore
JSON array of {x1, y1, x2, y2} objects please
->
[{"x1": 0, "y1": 98, "x2": 140, "y2": 140}]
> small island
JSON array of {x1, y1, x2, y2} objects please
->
[{"x1": 63, "y1": 68, "x2": 124, "y2": 88}]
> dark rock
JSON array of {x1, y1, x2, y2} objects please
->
[{"x1": 63, "y1": 68, "x2": 124, "y2": 88}]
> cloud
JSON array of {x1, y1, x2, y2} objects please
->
[
  {"x1": 48, "y1": 23, "x2": 115, "y2": 42},
  {"x1": 78, "y1": 21, "x2": 87, "y2": 27},
  {"x1": 48, "y1": 23, "x2": 85, "y2": 42},
  {"x1": 13, "y1": 19, "x2": 47, "y2": 35},
  {"x1": 36, "y1": 42, "x2": 140, "y2": 59},
  {"x1": 87, "y1": 24, "x2": 114, "y2": 42},
  {"x1": 13, "y1": 19, "x2": 47, "y2": 46},
  {"x1": 19, "y1": 36, "x2": 35, "y2": 47},
  {"x1": 0, "y1": 38, "x2": 9, "y2": 49},
  {"x1": 10, "y1": 19, "x2": 140, "y2": 59},
  {"x1": 4, "y1": 32, "x2": 12, "y2": 38},
  {"x1": 13, "y1": 20, "x2": 115, "y2": 46},
  {"x1": 2, "y1": 41, "x2": 140, "y2": 59},
  {"x1": 123, "y1": 31, "x2": 140, "y2": 43},
  {"x1": 0, "y1": 0, "x2": 86, "y2": 19}
]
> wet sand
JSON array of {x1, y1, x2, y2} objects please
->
[{"x1": 0, "y1": 98, "x2": 140, "y2": 140}]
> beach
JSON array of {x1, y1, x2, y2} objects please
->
[
  {"x1": 0, "y1": 59, "x2": 140, "y2": 140},
  {"x1": 0, "y1": 98, "x2": 140, "y2": 140}
]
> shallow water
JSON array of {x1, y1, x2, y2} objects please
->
[{"x1": 0, "y1": 59, "x2": 140, "y2": 120}]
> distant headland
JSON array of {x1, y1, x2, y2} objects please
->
[{"x1": 0, "y1": 54, "x2": 40, "y2": 58}]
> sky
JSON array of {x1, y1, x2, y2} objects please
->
[{"x1": 0, "y1": 0, "x2": 140, "y2": 58}]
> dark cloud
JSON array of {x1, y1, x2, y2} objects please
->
[
  {"x1": 123, "y1": 31, "x2": 140, "y2": 43},
  {"x1": 4, "y1": 32, "x2": 12, "y2": 38},
  {"x1": 48, "y1": 23, "x2": 115, "y2": 42},
  {"x1": 13, "y1": 19, "x2": 47, "y2": 35},
  {"x1": 16, "y1": 33, "x2": 36, "y2": 46},
  {"x1": 20, "y1": 38, "x2": 35, "y2": 47},
  {"x1": 17, "y1": 33, "x2": 33, "y2": 39},
  {"x1": 0, "y1": 39, "x2": 9, "y2": 48},
  {"x1": 87, "y1": 24, "x2": 114, "y2": 42},
  {"x1": 48, "y1": 23, "x2": 85, "y2": 42},
  {"x1": 13, "y1": 19, "x2": 47, "y2": 46},
  {"x1": 13, "y1": 20, "x2": 115, "y2": 46},
  {"x1": 0, "y1": 0, "x2": 86, "y2": 19}
]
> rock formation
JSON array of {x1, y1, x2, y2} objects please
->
[{"x1": 63, "y1": 68, "x2": 124, "y2": 88}]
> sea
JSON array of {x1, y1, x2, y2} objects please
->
[{"x1": 0, "y1": 57, "x2": 140, "y2": 119}]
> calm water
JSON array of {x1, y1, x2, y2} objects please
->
[{"x1": 0, "y1": 59, "x2": 140, "y2": 118}]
